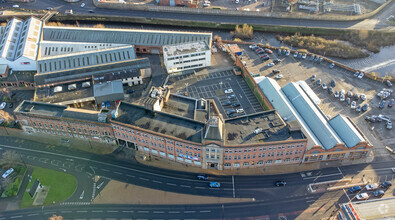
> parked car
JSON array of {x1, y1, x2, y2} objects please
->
[
  {"x1": 380, "y1": 181, "x2": 392, "y2": 188},
  {"x1": 356, "y1": 105, "x2": 362, "y2": 112},
  {"x1": 227, "y1": 94, "x2": 236, "y2": 99},
  {"x1": 101, "y1": 102, "x2": 105, "y2": 108},
  {"x1": 379, "y1": 100, "x2": 386, "y2": 109},
  {"x1": 340, "y1": 89, "x2": 345, "y2": 95},
  {"x1": 302, "y1": 53, "x2": 307, "y2": 59},
  {"x1": 297, "y1": 53, "x2": 302, "y2": 58},
  {"x1": 1, "y1": 168, "x2": 14, "y2": 179},
  {"x1": 354, "y1": 93, "x2": 360, "y2": 100},
  {"x1": 316, "y1": 79, "x2": 321, "y2": 85},
  {"x1": 223, "y1": 100, "x2": 232, "y2": 106},
  {"x1": 329, "y1": 63, "x2": 335, "y2": 69},
  {"x1": 224, "y1": 89, "x2": 233, "y2": 94},
  {"x1": 272, "y1": 69, "x2": 280, "y2": 74},
  {"x1": 275, "y1": 74, "x2": 283, "y2": 79},
  {"x1": 311, "y1": 75, "x2": 316, "y2": 81},
  {"x1": 262, "y1": 56, "x2": 270, "y2": 61},
  {"x1": 309, "y1": 55, "x2": 315, "y2": 61},
  {"x1": 106, "y1": 101, "x2": 110, "y2": 108},
  {"x1": 257, "y1": 50, "x2": 266, "y2": 54},
  {"x1": 226, "y1": 109, "x2": 236, "y2": 115},
  {"x1": 277, "y1": 49, "x2": 282, "y2": 55},
  {"x1": 228, "y1": 112, "x2": 238, "y2": 118},
  {"x1": 267, "y1": 63, "x2": 275, "y2": 67},
  {"x1": 354, "y1": 72, "x2": 359, "y2": 77},
  {"x1": 314, "y1": 56, "x2": 319, "y2": 62},
  {"x1": 331, "y1": 80, "x2": 336, "y2": 87},
  {"x1": 340, "y1": 94, "x2": 345, "y2": 102},
  {"x1": 197, "y1": 174, "x2": 208, "y2": 180},
  {"x1": 12, "y1": 4, "x2": 19, "y2": 8},
  {"x1": 392, "y1": 168, "x2": 395, "y2": 173},
  {"x1": 209, "y1": 182, "x2": 221, "y2": 188},
  {"x1": 293, "y1": 52, "x2": 298, "y2": 58},
  {"x1": 8, "y1": 103, "x2": 13, "y2": 108},
  {"x1": 360, "y1": 94, "x2": 366, "y2": 101},
  {"x1": 386, "y1": 80, "x2": 392, "y2": 87},
  {"x1": 236, "y1": 108, "x2": 244, "y2": 113},
  {"x1": 322, "y1": 83, "x2": 327, "y2": 90},
  {"x1": 386, "y1": 121, "x2": 392, "y2": 130},
  {"x1": 366, "y1": 183, "x2": 378, "y2": 190},
  {"x1": 346, "y1": 98, "x2": 351, "y2": 105},
  {"x1": 351, "y1": 101, "x2": 357, "y2": 109},
  {"x1": 81, "y1": 3, "x2": 85, "y2": 7},
  {"x1": 348, "y1": 186, "x2": 362, "y2": 193},
  {"x1": 362, "y1": 104, "x2": 369, "y2": 112},
  {"x1": 273, "y1": 59, "x2": 281, "y2": 64},
  {"x1": 274, "y1": 180, "x2": 286, "y2": 187},
  {"x1": 265, "y1": 49, "x2": 273, "y2": 54},
  {"x1": 249, "y1": 45, "x2": 257, "y2": 49},
  {"x1": 347, "y1": 91, "x2": 353, "y2": 97},
  {"x1": 231, "y1": 103, "x2": 241, "y2": 108},
  {"x1": 127, "y1": 89, "x2": 135, "y2": 94},
  {"x1": 388, "y1": 99, "x2": 394, "y2": 107},
  {"x1": 334, "y1": 91, "x2": 339, "y2": 98},
  {"x1": 0, "y1": 102, "x2": 6, "y2": 110},
  {"x1": 318, "y1": 57, "x2": 323, "y2": 63},
  {"x1": 356, "y1": 193, "x2": 369, "y2": 200},
  {"x1": 328, "y1": 87, "x2": 333, "y2": 94},
  {"x1": 358, "y1": 72, "x2": 364, "y2": 79},
  {"x1": 373, "y1": 190, "x2": 385, "y2": 197},
  {"x1": 285, "y1": 50, "x2": 290, "y2": 56}
]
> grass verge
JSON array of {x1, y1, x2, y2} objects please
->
[{"x1": 20, "y1": 167, "x2": 77, "y2": 208}]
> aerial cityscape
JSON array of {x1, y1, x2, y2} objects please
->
[{"x1": 0, "y1": 0, "x2": 394, "y2": 219}]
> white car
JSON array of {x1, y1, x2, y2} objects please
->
[
  {"x1": 302, "y1": 53, "x2": 307, "y2": 59},
  {"x1": 243, "y1": 8, "x2": 250, "y2": 11},
  {"x1": 340, "y1": 89, "x2": 345, "y2": 95},
  {"x1": 0, "y1": 102, "x2": 6, "y2": 110},
  {"x1": 366, "y1": 184, "x2": 378, "y2": 190},
  {"x1": 12, "y1": 5, "x2": 19, "y2": 8},
  {"x1": 322, "y1": 83, "x2": 327, "y2": 90},
  {"x1": 334, "y1": 91, "x2": 339, "y2": 98},
  {"x1": 2, "y1": 168, "x2": 14, "y2": 179},
  {"x1": 351, "y1": 101, "x2": 357, "y2": 109},
  {"x1": 293, "y1": 52, "x2": 298, "y2": 58},
  {"x1": 356, "y1": 193, "x2": 369, "y2": 200},
  {"x1": 267, "y1": 63, "x2": 274, "y2": 67},
  {"x1": 81, "y1": 3, "x2": 85, "y2": 7},
  {"x1": 249, "y1": 45, "x2": 257, "y2": 49},
  {"x1": 236, "y1": 108, "x2": 244, "y2": 113},
  {"x1": 360, "y1": 94, "x2": 366, "y2": 101},
  {"x1": 392, "y1": 168, "x2": 395, "y2": 173},
  {"x1": 358, "y1": 72, "x2": 364, "y2": 79},
  {"x1": 224, "y1": 89, "x2": 233, "y2": 94},
  {"x1": 340, "y1": 94, "x2": 345, "y2": 102},
  {"x1": 235, "y1": 0, "x2": 239, "y2": 3},
  {"x1": 275, "y1": 74, "x2": 283, "y2": 79}
]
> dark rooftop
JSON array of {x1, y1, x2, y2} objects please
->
[
  {"x1": 35, "y1": 80, "x2": 94, "y2": 104},
  {"x1": 161, "y1": 94, "x2": 197, "y2": 120},
  {"x1": 113, "y1": 102, "x2": 205, "y2": 143},
  {"x1": 15, "y1": 100, "x2": 67, "y2": 117},
  {"x1": 224, "y1": 110, "x2": 305, "y2": 145},
  {"x1": 2, "y1": 71, "x2": 35, "y2": 83}
]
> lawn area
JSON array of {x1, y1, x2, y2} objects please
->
[{"x1": 20, "y1": 167, "x2": 77, "y2": 208}]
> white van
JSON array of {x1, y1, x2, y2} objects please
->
[{"x1": 2, "y1": 168, "x2": 14, "y2": 179}]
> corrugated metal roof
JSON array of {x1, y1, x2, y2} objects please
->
[
  {"x1": 255, "y1": 77, "x2": 321, "y2": 149},
  {"x1": 42, "y1": 26, "x2": 212, "y2": 47},
  {"x1": 329, "y1": 114, "x2": 364, "y2": 148},
  {"x1": 295, "y1": 81, "x2": 321, "y2": 105},
  {"x1": 282, "y1": 82, "x2": 343, "y2": 150}
]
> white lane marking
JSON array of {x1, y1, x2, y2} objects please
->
[
  {"x1": 200, "y1": 210, "x2": 211, "y2": 213},
  {"x1": 107, "y1": 210, "x2": 118, "y2": 213},
  {"x1": 10, "y1": 216, "x2": 23, "y2": 219},
  {"x1": 232, "y1": 175, "x2": 235, "y2": 198},
  {"x1": 76, "y1": 210, "x2": 88, "y2": 213},
  {"x1": 101, "y1": 169, "x2": 109, "y2": 172},
  {"x1": 184, "y1": 211, "x2": 196, "y2": 213},
  {"x1": 126, "y1": 174, "x2": 135, "y2": 178},
  {"x1": 122, "y1": 211, "x2": 134, "y2": 213},
  {"x1": 45, "y1": 212, "x2": 56, "y2": 215},
  {"x1": 92, "y1": 210, "x2": 103, "y2": 213},
  {"x1": 303, "y1": 173, "x2": 342, "y2": 179},
  {"x1": 114, "y1": 171, "x2": 122, "y2": 175},
  {"x1": 27, "y1": 213, "x2": 39, "y2": 216},
  {"x1": 337, "y1": 167, "x2": 345, "y2": 178},
  {"x1": 61, "y1": 211, "x2": 72, "y2": 213},
  {"x1": 138, "y1": 211, "x2": 149, "y2": 213},
  {"x1": 139, "y1": 177, "x2": 149, "y2": 181},
  {"x1": 306, "y1": 200, "x2": 316, "y2": 203},
  {"x1": 358, "y1": 167, "x2": 395, "y2": 172},
  {"x1": 166, "y1": 183, "x2": 177, "y2": 186},
  {"x1": 195, "y1": 186, "x2": 205, "y2": 189},
  {"x1": 153, "y1": 180, "x2": 162, "y2": 184},
  {"x1": 180, "y1": 185, "x2": 191, "y2": 188}
]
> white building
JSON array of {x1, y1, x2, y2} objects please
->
[
  {"x1": 163, "y1": 41, "x2": 211, "y2": 74},
  {"x1": 0, "y1": 17, "x2": 42, "y2": 71}
]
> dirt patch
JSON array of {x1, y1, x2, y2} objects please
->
[{"x1": 93, "y1": 180, "x2": 254, "y2": 204}]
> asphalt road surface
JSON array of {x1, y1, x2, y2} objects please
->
[{"x1": 2, "y1": 0, "x2": 394, "y2": 29}]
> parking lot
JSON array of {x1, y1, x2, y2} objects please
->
[
  {"x1": 167, "y1": 69, "x2": 263, "y2": 118},
  {"x1": 239, "y1": 43, "x2": 394, "y2": 156}
]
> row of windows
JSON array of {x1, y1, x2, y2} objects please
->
[
  {"x1": 32, "y1": 121, "x2": 109, "y2": 136},
  {"x1": 225, "y1": 150, "x2": 303, "y2": 160},
  {"x1": 173, "y1": 57, "x2": 205, "y2": 65},
  {"x1": 224, "y1": 158, "x2": 300, "y2": 167},
  {"x1": 224, "y1": 144, "x2": 304, "y2": 154}
]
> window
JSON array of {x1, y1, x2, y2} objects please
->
[{"x1": 243, "y1": 162, "x2": 249, "y2": 166}]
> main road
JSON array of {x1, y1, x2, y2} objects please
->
[{"x1": 2, "y1": 0, "x2": 394, "y2": 30}]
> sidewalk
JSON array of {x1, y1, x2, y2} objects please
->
[{"x1": 135, "y1": 152, "x2": 375, "y2": 176}]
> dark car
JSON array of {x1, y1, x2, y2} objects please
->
[
  {"x1": 127, "y1": 89, "x2": 135, "y2": 94},
  {"x1": 362, "y1": 103, "x2": 369, "y2": 112},
  {"x1": 328, "y1": 87, "x2": 333, "y2": 94},
  {"x1": 197, "y1": 174, "x2": 208, "y2": 180},
  {"x1": 223, "y1": 100, "x2": 232, "y2": 106},
  {"x1": 227, "y1": 94, "x2": 236, "y2": 99},
  {"x1": 231, "y1": 103, "x2": 241, "y2": 108},
  {"x1": 348, "y1": 186, "x2": 362, "y2": 193},
  {"x1": 379, "y1": 100, "x2": 386, "y2": 109},
  {"x1": 8, "y1": 103, "x2": 13, "y2": 108},
  {"x1": 380, "y1": 181, "x2": 392, "y2": 188},
  {"x1": 272, "y1": 69, "x2": 280, "y2": 74},
  {"x1": 273, "y1": 59, "x2": 281, "y2": 64},
  {"x1": 388, "y1": 99, "x2": 394, "y2": 108},
  {"x1": 275, "y1": 181, "x2": 286, "y2": 187},
  {"x1": 316, "y1": 79, "x2": 321, "y2": 85},
  {"x1": 260, "y1": 54, "x2": 268, "y2": 58},
  {"x1": 354, "y1": 94, "x2": 359, "y2": 100},
  {"x1": 346, "y1": 97, "x2": 351, "y2": 105},
  {"x1": 226, "y1": 109, "x2": 236, "y2": 115},
  {"x1": 262, "y1": 56, "x2": 270, "y2": 61},
  {"x1": 228, "y1": 112, "x2": 238, "y2": 118},
  {"x1": 88, "y1": 10, "x2": 95, "y2": 13},
  {"x1": 331, "y1": 80, "x2": 336, "y2": 87},
  {"x1": 373, "y1": 190, "x2": 385, "y2": 197},
  {"x1": 258, "y1": 50, "x2": 266, "y2": 54}
]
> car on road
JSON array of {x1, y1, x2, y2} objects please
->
[
  {"x1": 65, "y1": 9, "x2": 73, "y2": 14},
  {"x1": 348, "y1": 186, "x2": 362, "y2": 193},
  {"x1": 226, "y1": 109, "x2": 236, "y2": 115},
  {"x1": 311, "y1": 75, "x2": 316, "y2": 81},
  {"x1": 388, "y1": 99, "x2": 394, "y2": 107},
  {"x1": 392, "y1": 168, "x2": 395, "y2": 173},
  {"x1": 231, "y1": 103, "x2": 241, "y2": 108},
  {"x1": 322, "y1": 83, "x2": 327, "y2": 90},
  {"x1": 224, "y1": 89, "x2": 233, "y2": 94},
  {"x1": 379, "y1": 100, "x2": 386, "y2": 109},
  {"x1": 373, "y1": 190, "x2": 385, "y2": 197},
  {"x1": 272, "y1": 69, "x2": 280, "y2": 74},
  {"x1": 275, "y1": 74, "x2": 283, "y2": 79},
  {"x1": 366, "y1": 184, "x2": 378, "y2": 190},
  {"x1": 81, "y1": 3, "x2": 85, "y2": 7},
  {"x1": 351, "y1": 101, "x2": 356, "y2": 109},
  {"x1": 316, "y1": 79, "x2": 321, "y2": 85},
  {"x1": 106, "y1": 101, "x2": 110, "y2": 108},
  {"x1": 197, "y1": 174, "x2": 208, "y2": 180},
  {"x1": 267, "y1": 63, "x2": 274, "y2": 67},
  {"x1": 358, "y1": 72, "x2": 364, "y2": 79},
  {"x1": 356, "y1": 193, "x2": 369, "y2": 200},
  {"x1": 223, "y1": 100, "x2": 232, "y2": 106},
  {"x1": 334, "y1": 91, "x2": 339, "y2": 98},
  {"x1": 46, "y1": 7, "x2": 53, "y2": 10},
  {"x1": 329, "y1": 63, "x2": 335, "y2": 69},
  {"x1": 354, "y1": 72, "x2": 359, "y2": 77},
  {"x1": 0, "y1": 102, "x2": 6, "y2": 110},
  {"x1": 227, "y1": 94, "x2": 236, "y2": 99},
  {"x1": 380, "y1": 181, "x2": 392, "y2": 188},
  {"x1": 274, "y1": 180, "x2": 286, "y2": 187},
  {"x1": 209, "y1": 182, "x2": 220, "y2": 188},
  {"x1": 1, "y1": 168, "x2": 14, "y2": 179},
  {"x1": 12, "y1": 4, "x2": 19, "y2": 8},
  {"x1": 331, "y1": 80, "x2": 336, "y2": 87},
  {"x1": 88, "y1": 10, "x2": 95, "y2": 13},
  {"x1": 362, "y1": 104, "x2": 369, "y2": 112}
]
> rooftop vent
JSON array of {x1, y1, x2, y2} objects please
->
[{"x1": 24, "y1": 104, "x2": 34, "y2": 112}]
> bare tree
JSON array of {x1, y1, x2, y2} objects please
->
[{"x1": 1, "y1": 150, "x2": 22, "y2": 167}]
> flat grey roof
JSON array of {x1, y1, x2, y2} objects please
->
[
  {"x1": 93, "y1": 80, "x2": 123, "y2": 97},
  {"x1": 224, "y1": 110, "x2": 305, "y2": 145},
  {"x1": 35, "y1": 58, "x2": 150, "y2": 87},
  {"x1": 113, "y1": 102, "x2": 205, "y2": 143},
  {"x1": 163, "y1": 41, "x2": 209, "y2": 57},
  {"x1": 43, "y1": 26, "x2": 212, "y2": 47},
  {"x1": 351, "y1": 197, "x2": 395, "y2": 219}
]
